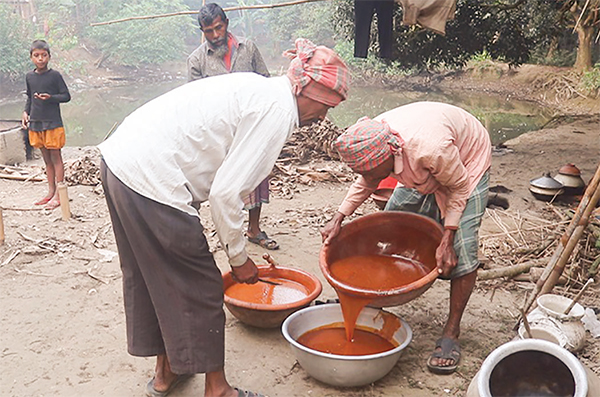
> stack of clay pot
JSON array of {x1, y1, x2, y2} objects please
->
[
  {"x1": 554, "y1": 163, "x2": 586, "y2": 195},
  {"x1": 529, "y1": 163, "x2": 586, "y2": 201}
]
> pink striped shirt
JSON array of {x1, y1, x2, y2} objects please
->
[{"x1": 338, "y1": 102, "x2": 492, "y2": 228}]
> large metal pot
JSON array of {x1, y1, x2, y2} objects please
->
[
  {"x1": 467, "y1": 339, "x2": 589, "y2": 397},
  {"x1": 281, "y1": 303, "x2": 412, "y2": 387},
  {"x1": 319, "y1": 211, "x2": 442, "y2": 308},
  {"x1": 529, "y1": 173, "x2": 564, "y2": 201}
]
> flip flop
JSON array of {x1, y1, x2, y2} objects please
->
[
  {"x1": 247, "y1": 231, "x2": 279, "y2": 250},
  {"x1": 426, "y1": 337, "x2": 461, "y2": 375},
  {"x1": 34, "y1": 197, "x2": 51, "y2": 206},
  {"x1": 146, "y1": 374, "x2": 193, "y2": 397},
  {"x1": 235, "y1": 387, "x2": 266, "y2": 397}
]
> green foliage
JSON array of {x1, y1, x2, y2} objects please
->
[
  {"x1": 579, "y1": 64, "x2": 600, "y2": 96},
  {"x1": 334, "y1": 41, "x2": 416, "y2": 77},
  {"x1": 529, "y1": 47, "x2": 577, "y2": 67},
  {"x1": 0, "y1": 5, "x2": 35, "y2": 80},
  {"x1": 467, "y1": 50, "x2": 503, "y2": 77},
  {"x1": 86, "y1": 0, "x2": 194, "y2": 66},
  {"x1": 263, "y1": 1, "x2": 336, "y2": 47},
  {"x1": 331, "y1": 0, "x2": 535, "y2": 70}
]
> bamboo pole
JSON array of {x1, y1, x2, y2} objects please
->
[
  {"x1": 522, "y1": 163, "x2": 600, "y2": 313},
  {"x1": 90, "y1": 0, "x2": 328, "y2": 27},
  {"x1": 539, "y1": 181, "x2": 600, "y2": 295}
]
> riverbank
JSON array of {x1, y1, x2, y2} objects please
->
[{"x1": 1, "y1": 54, "x2": 599, "y2": 396}]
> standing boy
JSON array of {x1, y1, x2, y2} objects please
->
[
  {"x1": 187, "y1": 3, "x2": 279, "y2": 250},
  {"x1": 21, "y1": 39, "x2": 71, "y2": 210}
]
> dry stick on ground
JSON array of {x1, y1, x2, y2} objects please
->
[
  {"x1": 486, "y1": 209, "x2": 521, "y2": 246},
  {"x1": 0, "y1": 208, "x2": 4, "y2": 245},
  {"x1": 13, "y1": 267, "x2": 54, "y2": 277},
  {"x1": 90, "y1": 0, "x2": 327, "y2": 27},
  {"x1": 522, "y1": 163, "x2": 600, "y2": 314},
  {"x1": 480, "y1": 220, "x2": 569, "y2": 239},
  {"x1": 477, "y1": 258, "x2": 547, "y2": 280},
  {"x1": 0, "y1": 173, "x2": 44, "y2": 182},
  {"x1": 0, "y1": 250, "x2": 20, "y2": 267},
  {"x1": 1, "y1": 206, "x2": 44, "y2": 212}
]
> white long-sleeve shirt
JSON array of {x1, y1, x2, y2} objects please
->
[{"x1": 99, "y1": 74, "x2": 298, "y2": 267}]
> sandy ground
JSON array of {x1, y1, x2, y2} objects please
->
[{"x1": 1, "y1": 80, "x2": 599, "y2": 395}]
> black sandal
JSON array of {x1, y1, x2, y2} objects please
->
[
  {"x1": 426, "y1": 337, "x2": 461, "y2": 375},
  {"x1": 247, "y1": 231, "x2": 279, "y2": 250}
]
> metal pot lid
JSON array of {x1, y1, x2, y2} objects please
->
[
  {"x1": 530, "y1": 185, "x2": 564, "y2": 196},
  {"x1": 530, "y1": 173, "x2": 564, "y2": 189},
  {"x1": 558, "y1": 163, "x2": 581, "y2": 176}
]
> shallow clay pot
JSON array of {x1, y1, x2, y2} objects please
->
[
  {"x1": 222, "y1": 264, "x2": 322, "y2": 328},
  {"x1": 319, "y1": 211, "x2": 442, "y2": 308}
]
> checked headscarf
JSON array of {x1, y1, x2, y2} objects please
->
[
  {"x1": 334, "y1": 117, "x2": 404, "y2": 172},
  {"x1": 284, "y1": 38, "x2": 349, "y2": 107}
]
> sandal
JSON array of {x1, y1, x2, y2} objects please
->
[
  {"x1": 146, "y1": 374, "x2": 193, "y2": 397},
  {"x1": 247, "y1": 231, "x2": 279, "y2": 250},
  {"x1": 426, "y1": 337, "x2": 461, "y2": 375},
  {"x1": 235, "y1": 387, "x2": 266, "y2": 397}
]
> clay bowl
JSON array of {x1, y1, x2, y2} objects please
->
[
  {"x1": 222, "y1": 265, "x2": 322, "y2": 328},
  {"x1": 320, "y1": 211, "x2": 443, "y2": 308},
  {"x1": 281, "y1": 303, "x2": 412, "y2": 387}
]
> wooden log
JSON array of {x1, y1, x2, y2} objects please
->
[
  {"x1": 477, "y1": 259, "x2": 546, "y2": 280},
  {"x1": 57, "y1": 182, "x2": 71, "y2": 221}
]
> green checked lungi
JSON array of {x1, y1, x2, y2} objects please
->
[{"x1": 384, "y1": 171, "x2": 490, "y2": 280}]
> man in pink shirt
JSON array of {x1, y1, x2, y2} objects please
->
[{"x1": 322, "y1": 101, "x2": 491, "y2": 375}]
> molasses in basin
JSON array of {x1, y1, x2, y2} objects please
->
[
  {"x1": 320, "y1": 211, "x2": 443, "y2": 308},
  {"x1": 222, "y1": 254, "x2": 322, "y2": 328}
]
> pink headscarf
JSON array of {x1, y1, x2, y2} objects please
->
[
  {"x1": 284, "y1": 38, "x2": 349, "y2": 107},
  {"x1": 334, "y1": 117, "x2": 404, "y2": 172}
]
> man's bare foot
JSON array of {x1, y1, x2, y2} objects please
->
[{"x1": 45, "y1": 198, "x2": 60, "y2": 210}]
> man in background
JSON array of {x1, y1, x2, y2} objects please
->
[{"x1": 187, "y1": 3, "x2": 278, "y2": 250}]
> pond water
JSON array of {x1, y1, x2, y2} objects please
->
[{"x1": 0, "y1": 79, "x2": 552, "y2": 147}]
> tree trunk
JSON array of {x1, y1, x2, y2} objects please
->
[{"x1": 573, "y1": 24, "x2": 594, "y2": 72}]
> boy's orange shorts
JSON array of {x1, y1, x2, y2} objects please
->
[{"x1": 29, "y1": 127, "x2": 65, "y2": 149}]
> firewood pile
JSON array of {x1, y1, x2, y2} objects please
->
[
  {"x1": 270, "y1": 118, "x2": 355, "y2": 198},
  {"x1": 64, "y1": 148, "x2": 101, "y2": 186},
  {"x1": 279, "y1": 118, "x2": 344, "y2": 163},
  {"x1": 480, "y1": 205, "x2": 600, "y2": 307}
]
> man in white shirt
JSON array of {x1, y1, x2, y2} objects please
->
[{"x1": 99, "y1": 39, "x2": 348, "y2": 397}]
